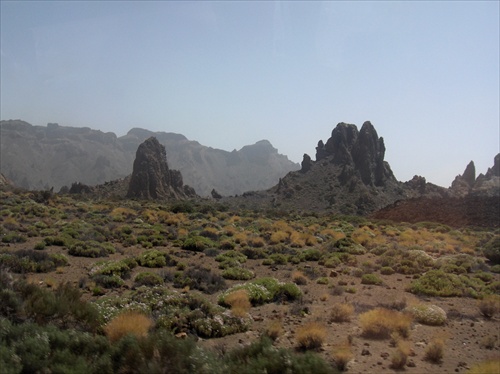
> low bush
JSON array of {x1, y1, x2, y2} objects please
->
[
  {"x1": 264, "y1": 320, "x2": 283, "y2": 341},
  {"x1": 329, "y1": 303, "x2": 354, "y2": 323},
  {"x1": 68, "y1": 240, "x2": 115, "y2": 258},
  {"x1": 0, "y1": 250, "x2": 68, "y2": 273},
  {"x1": 406, "y1": 303, "x2": 447, "y2": 326},
  {"x1": 219, "y1": 277, "x2": 301, "y2": 307},
  {"x1": 407, "y1": 269, "x2": 486, "y2": 297},
  {"x1": 391, "y1": 340, "x2": 411, "y2": 370},
  {"x1": 136, "y1": 249, "x2": 175, "y2": 268},
  {"x1": 296, "y1": 322, "x2": 327, "y2": 350},
  {"x1": 134, "y1": 271, "x2": 164, "y2": 287},
  {"x1": 222, "y1": 267, "x2": 255, "y2": 281},
  {"x1": 361, "y1": 273, "x2": 383, "y2": 285},
  {"x1": 380, "y1": 266, "x2": 395, "y2": 275},
  {"x1": 225, "y1": 336, "x2": 335, "y2": 374},
  {"x1": 424, "y1": 337, "x2": 444, "y2": 363},
  {"x1": 478, "y1": 295, "x2": 500, "y2": 319},
  {"x1": 182, "y1": 236, "x2": 215, "y2": 252},
  {"x1": 104, "y1": 311, "x2": 152, "y2": 343},
  {"x1": 359, "y1": 308, "x2": 412, "y2": 339},
  {"x1": 163, "y1": 266, "x2": 226, "y2": 294},
  {"x1": 224, "y1": 289, "x2": 251, "y2": 317},
  {"x1": 292, "y1": 270, "x2": 308, "y2": 285},
  {"x1": 482, "y1": 236, "x2": 500, "y2": 264},
  {"x1": 332, "y1": 342, "x2": 353, "y2": 371}
]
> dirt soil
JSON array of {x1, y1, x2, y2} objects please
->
[{"x1": 14, "y1": 236, "x2": 499, "y2": 374}]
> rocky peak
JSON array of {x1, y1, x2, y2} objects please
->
[
  {"x1": 126, "y1": 137, "x2": 196, "y2": 199},
  {"x1": 314, "y1": 121, "x2": 395, "y2": 187},
  {"x1": 485, "y1": 153, "x2": 500, "y2": 178}
]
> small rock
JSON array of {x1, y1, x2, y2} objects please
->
[{"x1": 361, "y1": 349, "x2": 371, "y2": 356}]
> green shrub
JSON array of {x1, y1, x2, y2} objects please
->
[
  {"x1": 222, "y1": 267, "x2": 255, "y2": 280},
  {"x1": 361, "y1": 274, "x2": 383, "y2": 285},
  {"x1": 0, "y1": 250, "x2": 67, "y2": 273},
  {"x1": 219, "y1": 277, "x2": 302, "y2": 307},
  {"x1": 34, "y1": 241, "x2": 46, "y2": 250},
  {"x1": 1, "y1": 233, "x2": 26, "y2": 243},
  {"x1": 215, "y1": 250, "x2": 247, "y2": 265},
  {"x1": 483, "y1": 236, "x2": 500, "y2": 264},
  {"x1": 224, "y1": 336, "x2": 334, "y2": 374},
  {"x1": 134, "y1": 272, "x2": 164, "y2": 287},
  {"x1": 136, "y1": 249, "x2": 174, "y2": 268},
  {"x1": 163, "y1": 266, "x2": 226, "y2": 294},
  {"x1": 182, "y1": 236, "x2": 215, "y2": 252},
  {"x1": 380, "y1": 266, "x2": 395, "y2": 275},
  {"x1": 89, "y1": 260, "x2": 132, "y2": 279},
  {"x1": 68, "y1": 240, "x2": 115, "y2": 258},
  {"x1": 407, "y1": 269, "x2": 488, "y2": 298}
]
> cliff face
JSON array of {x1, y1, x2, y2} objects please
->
[
  {"x1": 0, "y1": 120, "x2": 299, "y2": 196},
  {"x1": 126, "y1": 137, "x2": 196, "y2": 200}
]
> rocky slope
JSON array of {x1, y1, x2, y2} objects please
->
[
  {"x1": 223, "y1": 122, "x2": 499, "y2": 226},
  {"x1": 0, "y1": 120, "x2": 299, "y2": 196}
]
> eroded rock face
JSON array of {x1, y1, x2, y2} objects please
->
[
  {"x1": 126, "y1": 137, "x2": 196, "y2": 199},
  {"x1": 451, "y1": 161, "x2": 476, "y2": 197},
  {"x1": 451, "y1": 155, "x2": 500, "y2": 197},
  {"x1": 315, "y1": 121, "x2": 395, "y2": 187}
]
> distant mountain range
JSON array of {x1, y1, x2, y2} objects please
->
[{"x1": 0, "y1": 120, "x2": 299, "y2": 196}]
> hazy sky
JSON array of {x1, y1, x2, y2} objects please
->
[{"x1": 1, "y1": 1, "x2": 499, "y2": 187}]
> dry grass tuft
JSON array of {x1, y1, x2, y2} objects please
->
[
  {"x1": 224, "y1": 289, "x2": 251, "y2": 318},
  {"x1": 424, "y1": 337, "x2": 445, "y2": 363},
  {"x1": 292, "y1": 270, "x2": 308, "y2": 285},
  {"x1": 296, "y1": 322, "x2": 327, "y2": 350},
  {"x1": 330, "y1": 303, "x2": 354, "y2": 323},
  {"x1": 391, "y1": 339, "x2": 412, "y2": 369},
  {"x1": 332, "y1": 341, "x2": 353, "y2": 371},
  {"x1": 359, "y1": 308, "x2": 412, "y2": 339},
  {"x1": 104, "y1": 311, "x2": 152, "y2": 343},
  {"x1": 478, "y1": 295, "x2": 500, "y2": 319},
  {"x1": 265, "y1": 319, "x2": 284, "y2": 341}
]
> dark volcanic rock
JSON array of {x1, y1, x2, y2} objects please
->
[
  {"x1": 301, "y1": 154, "x2": 312, "y2": 173},
  {"x1": 316, "y1": 121, "x2": 396, "y2": 187},
  {"x1": 256, "y1": 121, "x2": 407, "y2": 215},
  {"x1": 126, "y1": 137, "x2": 196, "y2": 200}
]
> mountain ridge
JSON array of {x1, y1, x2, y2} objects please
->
[{"x1": 0, "y1": 120, "x2": 300, "y2": 196}]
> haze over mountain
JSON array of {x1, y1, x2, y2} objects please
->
[{"x1": 0, "y1": 120, "x2": 299, "y2": 196}]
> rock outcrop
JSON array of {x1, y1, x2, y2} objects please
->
[
  {"x1": 450, "y1": 155, "x2": 500, "y2": 197},
  {"x1": 126, "y1": 137, "x2": 196, "y2": 200},
  {"x1": 256, "y1": 121, "x2": 407, "y2": 215},
  {"x1": 314, "y1": 121, "x2": 396, "y2": 187}
]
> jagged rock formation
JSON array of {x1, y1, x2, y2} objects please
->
[
  {"x1": 0, "y1": 120, "x2": 299, "y2": 196},
  {"x1": 373, "y1": 155, "x2": 500, "y2": 228},
  {"x1": 265, "y1": 121, "x2": 406, "y2": 214},
  {"x1": 222, "y1": 121, "x2": 412, "y2": 215},
  {"x1": 126, "y1": 137, "x2": 196, "y2": 200},
  {"x1": 450, "y1": 161, "x2": 476, "y2": 197},
  {"x1": 315, "y1": 122, "x2": 395, "y2": 186},
  {"x1": 450, "y1": 155, "x2": 500, "y2": 197}
]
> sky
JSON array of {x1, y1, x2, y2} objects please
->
[{"x1": 1, "y1": 1, "x2": 499, "y2": 187}]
